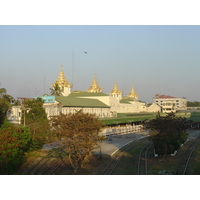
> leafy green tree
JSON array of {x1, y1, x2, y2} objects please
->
[
  {"x1": 51, "y1": 110, "x2": 104, "y2": 173},
  {"x1": 0, "y1": 121, "x2": 31, "y2": 174},
  {"x1": 187, "y1": 101, "x2": 200, "y2": 107},
  {"x1": 21, "y1": 98, "x2": 51, "y2": 150},
  {"x1": 50, "y1": 83, "x2": 63, "y2": 96},
  {"x1": 0, "y1": 88, "x2": 6, "y2": 98},
  {"x1": 0, "y1": 89, "x2": 20, "y2": 126},
  {"x1": 146, "y1": 112, "x2": 191, "y2": 159},
  {"x1": 0, "y1": 98, "x2": 11, "y2": 127}
]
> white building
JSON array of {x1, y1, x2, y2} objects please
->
[
  {"x1": 6, "y1": 106, "x2": 21, "y2": 124},
  {"x1": 153, "y1": 94, "x2": 187, "y2": 113},
  {"x1": 7, "y1": 66, "x2": 162, "y2": 124}
]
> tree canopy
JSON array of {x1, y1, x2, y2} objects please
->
[
  {"x1": 0, "y1": 88, "x2": 20, "y2": 126},
  {"x1": 50, "y1": 83, "x2": 63, "y2": 96},
  {"x1": 0, "y1": 121, "x2": 31, "y2": 174},
  {"x1": 187, "y1": 101, "x2": 200, "y2": 107},
  {"x1": 146, "y1": 112, "x2": 191, "y2": 158},
  {"x1": 21, "y1": 98, "x2": 51, "y2": 150},
  {"x1": 51, "y1": 110, "x2": 104, "y2": 172}
]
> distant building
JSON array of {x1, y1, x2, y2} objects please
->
[
  {"x1": 7, "y1": 66, "x2": 162, "y2": 124},
  {"x1": 153, "y1": 94, "x2": 187, "y2": 113}
]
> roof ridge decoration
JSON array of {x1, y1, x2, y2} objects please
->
[
  {"x1": 52, "y1": 65, "x2": 72, "y2": 89},
  {"x1": 87, "y1": 74, "x2": 103, "y2": 93},
  {"x1": 109, "y1": 81, "x2": 122, "y2": 95},
  {"x1": 125, "y1": 85, "x2": 138, "y2": 100}
]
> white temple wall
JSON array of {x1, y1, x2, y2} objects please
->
[{"x1": 62, "y1": 86, "x2": 71, "y2": 97}]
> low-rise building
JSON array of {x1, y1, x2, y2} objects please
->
[{"x1": 153, "y1": 94, "x2": 187, "y2": 113}]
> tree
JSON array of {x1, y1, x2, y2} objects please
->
[
  {"x1": 0, "y1": 90, "x2": 19, "y2": 126},
  {"x1": 50, "y1": 83, "x2": 63, "y2": 96},
  {"x1": 146, "y1": 112, "x2": 191, "y2": 160},
  {"x1": 0, "y1": 121, "x2": 31, "y2": 174},
  {"x1": 0, "y1": 88, "x2": 6, "y2": 98},
  {"x1": 187, "y1": 101, "x2": 200, "y2": 107},
  {"x1": 51, "y1": 110, "x2": 104, "y2": 172},
  {"x1": 21, "y1": 98, "x2": 51, "y2": 150},
  {"x1": 0, "y1": 98, "x2": 11, "y2": 127}
]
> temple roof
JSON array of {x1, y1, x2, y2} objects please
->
[
  {"x1": 125, "y1": 85, "x2": 138, "y2": 100},
  {"x1": 55, "y1": 96, "x2": 110, "y2": 108},
  {"x1": 68, "y1": 91, "x2": 108, "y2": 97},
  {"x1": 120, "y1": 98, "x2": 132, "y2": 104},
  {"x1": 87, "y1": 74, "x2": 103, "y2": 93},
  {"x1": 52, "y1": 65, "x2": 72, "y2": 88},
  {"x1": 109, "y1": 82, "x2": 122, "y2": 95}
]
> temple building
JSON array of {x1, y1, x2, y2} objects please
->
[
  {"x1": 87, "y1": 74, "x2": 103, "y2": 93},
  {"x1": 125, "y1": 85, "x2": 138, "y2": 100},
  {"x1": 109, "y1": 82, "x2": 122, "y2": 100},
  {"x1": 41, "y1": 67, "x2": 160, "y2": 118},
  {"x1": 51, "y1": 65, "x2": 72, "y2": 96},
  {"x1": 7, "y1": 66, "x2": 162, "y2": 124}
]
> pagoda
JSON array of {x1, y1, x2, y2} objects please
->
[
  {"x1": 87, "y1": 74, "x2": 103, "y2": 93},
  {"x1": 125, "y1": 85, "x2": 138, "y2": 100},
  {"x1": 109, "y1": 81, "x2": 122, "y2": 100},
  {"x1": 51, "y1": 65, "x2": 72, "y2": 96}
]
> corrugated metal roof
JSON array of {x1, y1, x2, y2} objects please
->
[
  {"x1": 55, "y1": 96, "x2": 110, "y2": 108},
  {"x1": 68, "y1": 92, "x2": 108, "y2": 97}
]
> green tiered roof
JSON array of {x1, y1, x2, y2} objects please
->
[{"x1": 55, "y1": 96, "x2": 110, "y2": 108}]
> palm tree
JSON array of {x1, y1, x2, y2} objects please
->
[
  {"x1": 0, "y1": 88, "x2": 6, "y2": 98},
  {"x1": 50, "y1": 83, "x2": 63, "y2": 96}
]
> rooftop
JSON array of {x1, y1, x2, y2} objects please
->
[
  {"x1": 55, "y1": 96, "x2": 110, "y2": 108},
  {"x1": 154, "y1": 94, "x2": 176, "y2": 99},
  {"x1": 68, "y1": 92, "x2": 108, "y2": 98}
]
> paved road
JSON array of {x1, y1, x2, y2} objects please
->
[
  {"x1": 93, "y1": 131, "x2": 149, "y2": 156},
  {"x1": 187, "y1": 129, "x2": 200, "y2": 139},
  {"x1": 42, "y1": 131, "x2": 149, "y2": 155},
  {"x1": 43, "y1": 129, "x2": 200, "y2": 156}
]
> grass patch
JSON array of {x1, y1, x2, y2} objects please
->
[{"x1": 100, "y1": 113, "x2": 158, "y2": 126}]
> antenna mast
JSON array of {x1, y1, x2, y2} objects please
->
[
  {"x1": 72, "y1": 48, "x2": 74, "y2": 90},
  {"x1": 44, "y1": 76, "x2": 46, "y2": 95}
]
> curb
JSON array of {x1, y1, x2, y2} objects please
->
[{"x1": 110, "y1": 140, "x2": 135, "y2": 157}]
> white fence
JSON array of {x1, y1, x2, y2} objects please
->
[{"x1": 99, "y1": 125, "x2": 144, "y2": 137}]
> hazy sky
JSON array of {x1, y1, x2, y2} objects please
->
[{"x1": 1, "y1": 25, "x2": 200, "y2": 103}]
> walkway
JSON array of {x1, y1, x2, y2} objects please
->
[
  {"x1": 42, "y1": 131, "x2": 149, "y2": 156},
  {"x1": 93, "y1": 131, "x2": 149, "y2": 156}
]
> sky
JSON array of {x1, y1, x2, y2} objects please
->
[{"x1": 1, "y1": 25, "x2": 200, "y2": 103}]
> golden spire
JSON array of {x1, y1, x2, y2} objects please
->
[
  {"x1": 109, "y1": 81, "x2": 122, "y2": 95},
  {"x1": 87, "y1": 74, "x2": 103, "y2": 93},
  {"x1": 126, "y1": 85, "x2": 138, "y2": 100},
  {"x1": 51, "y1": 65, "x2": 72, "y2": 89}
]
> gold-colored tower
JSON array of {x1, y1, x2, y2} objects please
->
[
  {"x1": 51, "y1": 65, "x2": 72, "y2": 96},
  {"x1": 126, "y1": 85, "x2": 138, "y2": 100},
  {"x1": 109, "y1": 81, "x2": 122, "y2": 100},
  {"x1": 87, "y1": 74, "x2": 103, "y2": 93}
]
